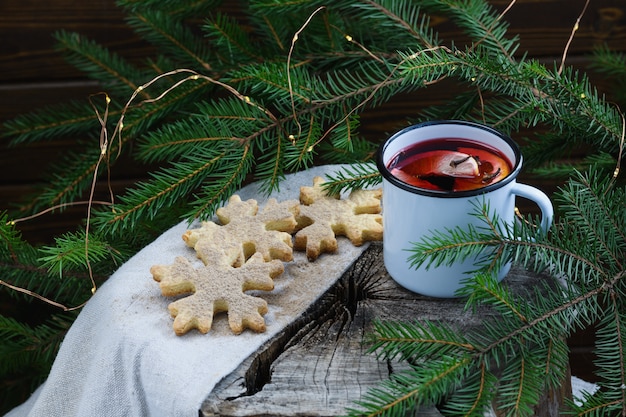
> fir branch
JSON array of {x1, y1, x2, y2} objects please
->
[
  {"x1": 418, "y1": 90, "x2": 483, "y2": 122},
  {"x1": 318, "y1": 134, "x2": 375, "y2": 164},
  {"x1": 591, "y1": 44, "x2": 626, "y2": 78},
  {"x1": 348, "y1": 0, "x2": 438, "y2": 49},
  {"x1": 567, "y1": 389, "x2": 623, "y2": 417},
  {"x1": 555, "y1": 170, "x2": 626, "y2": 275},
  {"x1": 0, "y1": 314, "x2": 73, "y2": 410},
  {"x1": 233, "y1": 61, "x2": 315, "y2": 107},
  {"x1": 593, "y1": 301, "x2": 626, "y2": 408},
  {"x1": 37, "y1": 231, "x2": 123, "y2": 278},
  {"x1": 54, "y1": 30, "x2": 149, "y2": 98},
  {"x1": 184, "y1": 142, "x2": 254, "y2": 220},
  {"x1": 250, "y1": 0, "x2": 330, "y2": 16},
  {"x1": 496, "y1": 348, "x2": 546, "y2": 417},
  {"x1": 254, "y1": 131, "x2": 287, "y2": 194},
  {"x1": 0, "y1": 213, "x2": 32, "y2": 264},
  {"x1": 127, "y1": 10, "x2": 213, "y2": 71},
  {"x1": 283, "y1": 116, "x2": 320, "y2": 172},
  {"x1": 367, "y1": 319, "x2": 479, "y2": 362},
  {"x1": 460, "y1": 272, "x2": 529, "y2": 324},
  {"x1": 1, "y1": 100, "x2": 101, "y2": 145},
  {"x1": 365, "y1": 270, "x2": 593, "y2": 415},
  {"x1": 203, "y1": 12, "x2": 264, "y2": 63},
  {"x1": 397, "y1": 43, "x2": 623, "y2": 157},
  {"x1": 137, "y1": 96, "x2": 267, "y2": 163},
  {"x1": 409, "y1": 196, "x2": 614, "y2": 291},
  {"x1": 347, "y1": 355, "x2": 473, "y2": 417},
  {"x1": 0, "y1": 314, "x2": 72, "y2": 373},
  {"x1": 0, "y1": 217, "x2": 91, "y2": 307},
  {"x1": 117, "y1": 76, "x2": 213, "y2": 138},
  {"x1": 322, "y1": 162, "x2": 381, "y2": 195},
  {"x1": 22, "y1": 144, "x2": 107, "y2": 214},
  {"x1": 439, "y1": 360, "x2": 497, "y2": 416},
  {"x1": 421, "y1": 0, "x2": 519, "y2": 58},
  {"x1": 390, "y1": 170, "x2": 624, "y2": 413},
  {"x1": 19, "y1": 76, "x2": 212, "y2": 214},
  {"x1": 529, "y1": 153, "x2": 618, "y2": 180},
  {"x1": 93, "y1": 147, "x2": 232, "y2": 233},
  {"x1": 406, "y1": 200, "x2": 509, "y2": 274}
]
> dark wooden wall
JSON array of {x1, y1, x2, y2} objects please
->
[
  {"x1": 1, "y1": 0, "x2": 625, "y2": 384},
  {"x1": 2, "y1": 0, "x2": 626, "y2": 239}
]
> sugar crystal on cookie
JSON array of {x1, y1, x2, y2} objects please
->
[
  {"x1": 150, "y1": 252, "x2": 283, "y2": 335},
  {"x1": 294, "y1": 176, "x2": 383, "y2": 260},
  {"x1": 183, "y1": 195, "x2": 299, "y2": 266}
]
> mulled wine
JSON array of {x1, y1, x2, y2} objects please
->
[{"x1": 386, "y1": 138, "x2": 512, "y2": 192}]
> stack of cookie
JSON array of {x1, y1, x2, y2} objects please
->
[{"x1": 151, "y1": 177, "x2": 383, "y2": 335}]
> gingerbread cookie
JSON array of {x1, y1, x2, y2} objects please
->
[
  {"x1": 151, "y1": 252, "x2": 284, "y2": 335},
  {"x1": 182, "y1": 195, "x2": 299, "y2": 266},
  {"x1": 294, "y1": 176, "x2": 383, "y2": 260}
]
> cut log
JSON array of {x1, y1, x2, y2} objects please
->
[{"x1": 202, "y1": 242, "x2": 571, "y2": 417}]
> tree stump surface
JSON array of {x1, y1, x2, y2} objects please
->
[{"x1": 201, "y1": 242, "x2": 572, "y2": 417}]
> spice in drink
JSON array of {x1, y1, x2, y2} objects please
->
[{"x1": 387, "y1": 138, "x2": 512, "y2": 192}]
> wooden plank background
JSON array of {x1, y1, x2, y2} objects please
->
[
  {"x1": 1, "y1": 0, "x2": 625, "y2": 387},
  {"x1": 2, "y1": 0, "x2": 626, "y2": 230}
]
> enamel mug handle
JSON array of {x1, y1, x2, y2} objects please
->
[{"x1": 511, "y1": 183, "x2": 554, "y2": 234}]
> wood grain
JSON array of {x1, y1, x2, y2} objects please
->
[
  {"x1": 202, "y1": 242, "x2": 571, "y2": 417},
  {"x1": 0, "y1": 0, "x2": 148, "y2": 81},
  {"x1": 1, "y1": 0, "x2": 624, "y2": 81}
]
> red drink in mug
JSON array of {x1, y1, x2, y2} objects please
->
[{"x1": 377, "y1": 120, "x2": 553, "y2": 298}]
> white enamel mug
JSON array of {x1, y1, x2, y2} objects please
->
[{"x1": 377, "y1": 120, "x2": 553, "y2": 298}]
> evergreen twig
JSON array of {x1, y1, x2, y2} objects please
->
[{"x1": 0, "y1": 0, "x2": 625, "y2": 415}]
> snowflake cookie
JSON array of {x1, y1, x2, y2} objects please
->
[
  {"x1": 294, "y1": 176, "x2": 383, "y2": 260},
  {"x1": 152, "y1": 178, "x2": 383, "y2": 335},
  {"x1": 150, "y1": 252, "x2": 284, "y2": 335},
  {"x1": 182, "y1": 195, "x2": 299, "y2": 266}
]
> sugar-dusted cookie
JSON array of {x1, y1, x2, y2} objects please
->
[
  {"x1": 294, "y1": 176, "x2": 383, "y2": 260},
  {"x1": 150, "y1": 252, "x2": 284, "y2": 335},
  {"x1": 182, "y1": 195, "x2": 300, "y2": 266}
]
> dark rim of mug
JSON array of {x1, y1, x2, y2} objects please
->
[{"x1": 376, "y1": 120, "x2": 523, "y2": 198}]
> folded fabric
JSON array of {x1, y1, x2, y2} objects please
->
[{"x1": 6, "y1": 165, "x2": 372, "y2": 417}]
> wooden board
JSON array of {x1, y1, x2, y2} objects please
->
[
  {"x1": 202, "y1": 242, "x2": 571, "y2": 417},
  {"x1": 1, "y1": 0, "x2": 624, "y2": 82}
]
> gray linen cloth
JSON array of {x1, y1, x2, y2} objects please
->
[{"x1": 6, "y1": 165, "x2": 372, "y2": 417}]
